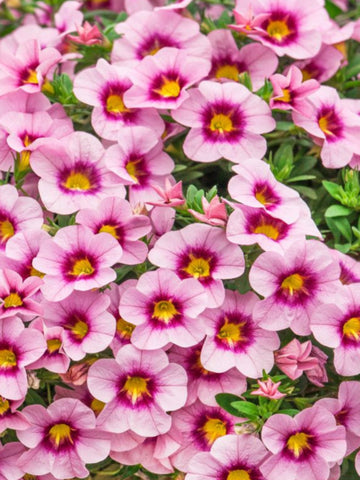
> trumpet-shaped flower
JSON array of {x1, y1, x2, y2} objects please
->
[
  {"x1": 0, "y1": 442, "x2": 26, "y2": 480},
  {"x1": 172, "y1": 81, "x2": 275, "y2": 163},
  {"x1": 120, "y1": 268, "x2": 208, "y2": 350},
  {"x1": 148, "y1": 223, "x2": 245, "y2": 308},
  {"x1": 87, "y1": 344, "x2": 187, "y2": 437},
  {"x1": 0, "y1": 395, "x2": 30, "y2": 433},
  {"x1": 17, "y1": 398, "x2": 111, "y2": 479},
  {"x1": 32, "y1": 225, "x2": 123, "y2": 302}
]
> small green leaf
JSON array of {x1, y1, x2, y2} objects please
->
[
  {"x1": 25, "y1": 389, "x2": 47, "y2": 406},
  {"x1": 277, "y1": 409, "x2": 299, "y2": 417},
  {"x1": 323, "y1": 180, "x2": 343, "y2": 201},
  {"x1": 215, "y1": 393, "x2": 246, "y2": 417},
  {"x1": 325, "y1": 205, "x2": 353, "y2": 218},
  {"x1": 230, "y1": 401, "x2": 259, "y2": 419},
  {"x1": 325, "y1": 0, "x2": 343, "y2": 17}
]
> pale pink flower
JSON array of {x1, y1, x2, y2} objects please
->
[
  {"x1": 292, "y1": 44, "x2": 343, "y2": 83},
  {"x1": 67, "y1": 21, "x2": 102, "y2": 46},
  {"x1": 0, "y1": 269, "x2": 42, "y2": 319},
  {"x1": 148, "y1": 179, "x2": 185, "y2": 207},
  {"x1": 275, "y1": 339, "x2": 322, "y2": 380},
  {"x1": 188, "y1": 195, "x2": 228, "y2": 227},
  {"x1": 0, "y1": 442, "x2": 26, "y2": 480},
  {"x1": 251, "y1": 378, "x2": 286, "y2": 400},
  {"x1": 0, "y1": 396, "x2": 30, "y2": 432}
]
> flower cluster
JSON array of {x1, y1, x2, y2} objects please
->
[{"x1": 0, "y1": 0, "x2": 359, "y2": 479}]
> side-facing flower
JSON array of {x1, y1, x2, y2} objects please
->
[{"x1": 251, "y1": 378, "x2": 286, "y2": 400}]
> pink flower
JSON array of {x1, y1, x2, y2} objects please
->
[
  {"x1": 120, "y1": 268, "x2": 207, "y2": 350},
  {"x1": 33, "y1": 225, "x2": 123, "y2": 302},
  {"x1": 0, "y1": 269, "x2": 42, "y2": 319},
  {"x1": 148, "y1": 179, "x2": 185, "y2": 207},
  {"x1": 188, "y1": 195, "x2": 228, "y2": 227},
  {"x1": 172, "y1": 80, "x2": 275, "y2": 163},
  {"x1": 87, "y1": 344, "x2": 187, "y2": 437},
  {"x1": 275, "y1": 339, "x2": 321, "y2": 380},
  {"x1": 261, "y1": 406, "x2": 346, "y2": 480},
  {"x1": 17, "y1": 398, "x2": 110, "y2": 479},
  {"x1": 148, "y1": 223, "x2": 245, "y2": 308},
  {"x1": 305, "y1": 345, "x2": 328, "y2": 387},
  {"x1": 251, "y1": 378, "x2": 286, "y2": 400},
  {"x1": 124, "y1": 47, "x2": 210, "y2": 110},
  {"x1": 0, "y1": 395, "x2": 30, "y2": 432},
  {"x1": 0, "y1": 442, "x2": 26, "y2": 480},
  {"x1": 292, "y1": 45, "x2": 343, "y2": 83},
  {"x1": 0, "y1": 316, "x2": 46, "y2": 400},
  {"x1": 200, "y1": 290, "x2": 279, "y2": 378},
  {"x1": 185, "y1": 434, "x2": 269, "y2": 480},
  {"x1": 249, "y1": 240, "x2": 341, "y2": 335},
  {"x1": 67, "y1": 21, "x2": 102, "y2": 46}
]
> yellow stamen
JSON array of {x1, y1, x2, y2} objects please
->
[
  {"x1": 0, "y1": 349, "x2": 17, "y2": 368},
  {"x1": 281, "y1": 273, "x2": 305, "y2": 296},
  {"x1": 154, "y1": 77, "x2": 181, "y2": 98},
  {"x1": 23, "y1": 69, "x2": 38, "y2": 85},
  {"x1": 117, "y1": 318, "x2": 135, "y2": 340},
  {"x1": 64, "y1": 172, "x2": 91, "y2": 191},
  {"x1": 90, "y1": 397, "x2": 105, "y2": 415},
  {"x1": 71, "y1": 319, "x2": 89, "y2": 340},
  {"x1": 29, "y1": 266, "x2": 45, "y2": 278},
  {"x1": 276, "y1": 88, "x2": 291, "y2": 103},
  {"x1": 343, "y1": 317, "x2": 360, "y2": 341},
  {"x1": 125, "y1": 159, "x2": 142, "y2": 183},
  {"x1": 0, "y1": 219, "x2": 14, "y2": 242},
  {"x1": 3, "y1": 292, "x2": 23, "y2": 308},
  {"x1": 210, "y1": 113, "x2": 233, "y2": 134},
  {"x1": 47, "y1": 338, "x2": 62, "y2": 354},
  {"x1": 99, "y1": 224, "x2": 119, "y2": 239},
  {"x1": 266, "y1": 20, "x2": 291, "y2": 41},
  {"x1": 227, "y1": 470, "x2": 251, "y2": 480},
  {"x1": 183, "y1": 254, "x2": 211, "y2": 279},
  {"x1": 318, "y1": 113, "x2": 335, "y2": 137},
  {"x1": 215, "y1": 64, "x2": 240, "y2": 82},
  {"x1": 41, "y1": 79, "x2": 54, "y2": 94},
  {"x1": 217, "y1": 316, "x2": 245, "y2": 347},
  {"x1": 122, "y1": 376, "x2": 151, "y2": 405},
  {"x1": 287, "y1": 432, "x2": 312, "y2": 458},
  {"x1": 106, "y1": 94, "x2": 130, "y2": 114},
  {"x1": 0, "y1": 397, "x2": 10, "y2": 415},
  {"x1": 253, "y1": 223, "x2": 280, "y2": 240},
  {"x1": 48, "y1": 423, "x2": 74, "y2": 447},
  {"x1": 69, "y1": 258, "x2": 94, "y2": 277},
  {"x1": 200, "y1": 417, "x2": 227, "y2": 445},
  {"x1": 152, "y1": 300, "x2": 179, "y2": 323},
  {"x1": 255, "y1": 185, "x2": 274, "y2": 206}
]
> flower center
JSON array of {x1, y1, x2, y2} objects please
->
[
  {"x1": 0, "y1": 397, "x2": 10, "y2": 415},
  {"x1": 69, "y1": 258, "x2": 95, "y2": 277},
  {"x1": 281, "y1": 273, "x2": 306, "y2": 296},
  {"x1": 200, "y1": 418, "x2": 227, "y2": 445},
  {"x1": 217, "y1": 317, "x2": 245, "y2": 347},
  {"x1": 47, "y1": 338, "x2": 62, "y2": 354},
  {"x1": 98, "y1": 224, "x2": 119, "y2": 239},
  {"x1": 125, "y1": 158, "x2": 143, "y2": 183},
  {"x1": 64, "y1": 171, "x2": 92, "y2": 191},
  {"x1": 22, "y1": 69, "x2": 39, "y2": 85},
  {"x1": 154, "y1": 77, "x2": 181, "y2": 98},
  {"x1": 287, "y1": 432, "x2": 312, "y2": 458},
  {"x1": 210, "y1": 113, "x2": 233, "y2": 134},
  {"x1": 215, "y1": 64, "x2": 239, "y2": 82},
  {"x1": 106, "y1": 94, "x2": 129, "y2": 114},
  {"x1": 70, "y1": 319, "x2": 89, "y2": 340},
  {"x1": 152, "y1": 300, "x2": 179, "y2": 323},
  {"x1": 249, "y1": 212, "x2": 288, "y2": 241},
  {"x1": 276, "y1": 88, "x2": 291, "y2": 103},
  {"x1": 227, "y1": 470, "x2": 251, "y2": 480},
  {"x1": 318, "y1": 109, "x2": 341, "y2": 138},
  {"x1": 266, "y1": 20, "x2": 291, "y2": 41},
  {"x1": 343, "y1": 317, "x2": 360, "y2": 341},
  {"x1": 122, "y1": 375, "x2": 151, "y2": 405},
  {"x1": 90, "y1": 397, "x2": 105, "y2": 415},
  {"x1": 254, "y1": 183, "x2": 279, "y2": 206},
  {"x1": 48, "y1": 423, "x2": 74, "y2": 448},
  {"x1": 3, "y1": 292, "x2": 23, "y2": 308},
  {"x1": 29, "y1": 266, "x2": 45, "y2": 278},
  {"x1": 183, "y1": 254, "x2": 211, "y2": 279},
  {"x1": 0, "y1": 349, "x2": 17, "y2": 369},
  {"x1": 253, "y1": 223, "x2": 280, "y2": 240},
  {"x1": 117, "y1": 318, "x2": 135, "y2": 340},
  {"x1": 0, "y1": 219, "x2": 15, "y2": 243}
]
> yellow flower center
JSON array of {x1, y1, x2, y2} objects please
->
[
  {"x1": 69, "y1": 258, "x2": 95, "y2": 277},
  {"x1": 106, "y1": 94, "x2": 130, "y2": 114},
  {"x1": 318, "y1": 113, "x2": 335, "y2": 137},
  {"x1": 227, "y1": 470, "x2": 251, "y2": 480},
  {"x1": 122, "y1": 375, "x2": 151, "y2": 405},
  {"x1": 210, "y1": 113, "x2": 233, "y2": 134},
  {"x1": 276, "y1": 88, "x2": 291, "y2": 103},
  {"x1": 98, "y1": 224, "x2": 119, "y2": 239},
  {"x1": 183, "y1": 254, "x2": 211, "y2": 279},
  {"x1": 266, "y1": 20, "x2": 291, "y2": 41},
  {"x1": 90, "y1": 397, "x2": 105, "y2": 415},
  {"x1": 117, "y1": 317, "x2": 135, "y2": 340},
  {"x1": 154, "y1": 77, "x2": 181, "y2": 98},
  {"x1": 19, "y1": 150, "x2": 31, "y2": 172},
  {"x1": 215, "y1": 64, "x2": 240, "y2": 82},
  {"x1": 254, "y1": 185, "x2": 276, "y2": 206},
  {"x1": 281, "y1": 273, "x2": 305, "y2": 296},
  {"x1": 343, "y1": 317, "x2": 360, "y2": 341},
  {"x1": 152, "y1": 300, "x2": 179, "y2": 323},
  {"x1": 64, "y1": 172, "x2": 92, "y2": 191},
  {"x1": 48, "y1": 423, "x2": 74, "y2": 447},
  {"x1": 3, "y1": 292, "x2": 23, "y2": 308},
  {"x1": 29, "y1": 266, "x2": 45, "y2": 278},
  {"x1": 0, "y1": 397, "x2": 10, "y2": 415},
  {"x1": 0, "y1": 349, "x2": 17, "y2": 368},
  {"x1": 287, "y1": 432, "x2": 312, "y2": 458},
  {"x1": 217, "y1": 317, "x2": 245, "y2": 347},
  {"x1": 200, "y1": 417, "x2": 227, "y2": 445},
  {"x1": 253, "y1": 223, "x2": 280, "y2": 240},
  {"x1": 125, "y1": 159, "x2": 142, "y2": 183},
  {"x1": 23, "y1": 475, "x2": 38, "y2": 480},
  {"x1": 0, "y1": 219, "x2": 15, "y2": 243},
  {"x1": 23, "y1": 69, "x2": 38, "y2": 85},
  {"x1": 47, "y1": 338, "x2": 62, "y2": 354},
  {"x1": 70, "y1": 319, "x2": 89, "y2": 340}
]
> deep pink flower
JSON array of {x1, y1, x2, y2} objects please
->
[{"x1": 67, "y1": 21, "x2": 102, "y2": 46}]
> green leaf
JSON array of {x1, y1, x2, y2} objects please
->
[
  {"x1": 206, "y1": 186, "x2": 218, "y2": 202},
  {"x1": 287, "y1": 175, "x2": 316, "y2": 183},
  {"x1": 323, "y1": 180, "x2": 343, "y2": 201},
  {"x1": 275, "y1": 121, "x2": 294, "y2": 131},
  {"x1": 277, "y1": 409, "x2": 299, "y2": 416},
  {"x1": 334, "y1": 243, "x2": 351, "y2": 254},
  {"x1": 25, "y1": 389, "x2": 47, "y2": 407},
  {"x1": 230, "y1": 401, "x2": 259, "y2": 419},
  {"x1": 325, "y1": 205, "x2": 353, "y2": 218},
  {"x1": 215, "y1": 393, "x2": 247, "y2": 417},
  {"x1": 325, "y1": 0, "x2": 343, "y2": 17},
  {"x1": 274, "y1": 143, "x2": 294, "y2": 169},
  {"x1": 326, "y1": 217, "x2": 353, "y2": 243},
  {"x1": 291, "y1": 156, "x2": 317, "y2": 175},
  {"x1": 292, "y1": 185, "x2": 317, "y2": 200}
]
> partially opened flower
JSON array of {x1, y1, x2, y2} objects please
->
[
  {"x1": 172, "y1": 80, "x2": 275, "y2": 163},
  {"x1": 188, "y1": 195, "x2": 228, "y2": 227},
  {"x1": 148, "y1": 223, "x2": 245, "y2": 307},
  {"x1": 87, "y1": 344, "x2": 187, "y2": 437},
  {"x1": 292, "y1": 44, "x2": 343, "y2": 83},
  {"x1": 261, "y1": 406, "x2": 346, "y2": 480},
  {"x1": 17, "y1": 398, "x2": 111, "y2": 479},
  {"x1": 251, "y1": 378, "x2": 285, "y2": 400},
  {"x1": 33, "y1": 225, "x2": 123, "y2": 302},
  {"x1": 275, "y1": 339, "x2": 321, "y2": 380}
]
